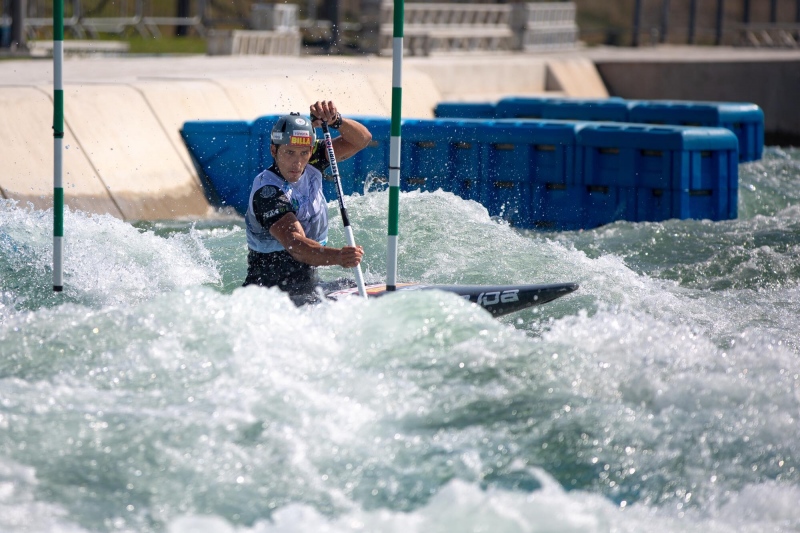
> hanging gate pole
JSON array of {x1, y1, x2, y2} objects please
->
[
  {"x1": 386, "y1": 0, "x2": 403, "y2": 291},
  {"x1": 53, "y1": 0, "x2": 64, "y2": 292}
]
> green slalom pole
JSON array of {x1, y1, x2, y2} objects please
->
[
  {"x1": 386, "y1": 0, "x2": 403, "y2": 291},
  {"x1": 53, "y1": 0, "x2": 64, "y2": 292}
]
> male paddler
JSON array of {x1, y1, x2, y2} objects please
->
[{"x1": 243, "y1": 101, "x2": 372, "y2": 304}]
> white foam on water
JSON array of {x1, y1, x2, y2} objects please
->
[
  {"x1": 158, "y1": 474, "x2": 800, "y2": 533},
  {"x1": 0, "y1": 200, "x2": 221, "y2": 318},
  {"x1": 1, "y1": 148, "x2": 799, "y2": 533}
]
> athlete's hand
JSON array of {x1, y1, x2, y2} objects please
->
[
  {"x1": 310, "y1": 100, "x2": 339, "y2": 127},
  {"x1": 338, "y1": 245, "x2": 363, "y2": 268}
]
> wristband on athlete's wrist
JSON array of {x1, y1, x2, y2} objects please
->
[{"x1": 330, "y1": 112, "x2": 343, "y2": 129}]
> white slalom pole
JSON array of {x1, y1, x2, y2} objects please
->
[
  {"x1": 53, "y1": 0, "x2": 65, "y2": 292},
  {"x1": 321, "y1": 121, "x2": 368, "y2": 299},
  {"x1": 386, "y1": 0, "x2": 403, "y2": 291}
]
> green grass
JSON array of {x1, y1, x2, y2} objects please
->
[{"x1": 124, "y1": 35, "x2": 207, "y2": 55}]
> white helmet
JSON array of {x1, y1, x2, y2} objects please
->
[{"x1": 270, "y1": 112, "x2": 316, "y2": 146}]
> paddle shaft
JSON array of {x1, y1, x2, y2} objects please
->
[{"x1": 320, "y1": 121, "x2": 368, "y2": 299}]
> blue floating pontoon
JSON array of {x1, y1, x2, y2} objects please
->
[{"x1": 181, "y1": 113, "x2": 740, "y2": 230}]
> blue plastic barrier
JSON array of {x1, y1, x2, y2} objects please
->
[
  {"x1": 445, "y1": 122, "x2": 485, "y2": 204},
  {"x1": 530, "y1": 184, "x2": 639, "y2": 230},
  {"x1": 530, "y1": 184, "x2": 584, "y2": 230},
  {"x1": 336, "y1": 116, "x2": 392, "y2": 197},
  {"x1": 576, "y1": 123, "x2": 739, "y2": 222},
  {"x1": 185, "y1": 115, "x2": 390, "y2": 207},
  {"x1": 494, "y1": 96, "x2": 629, "y2": 121},
  {"x1": 433, "y1": 102, "x2": 497, "y2": 119},
  {"x1": 180, "y1": 120, "x2": 254, "y2": 214},
  {"x1": 180, "y1": 114, "x2": 740, "y2": 229},
  {"x1": 251, "y1": 114, "x2": 278, "y2": 170},
  {"x1": 473, "y1": 120, "x2": 579, "y2": 227},
  {"x1": 576, "y1": 123, "x2": 739, "y2": 188},
  {"x1": 476, "y1": 123, "x2": 535, "y2": 226},
  {"x1": 636, "y1": 187, "x2": 738, "y2": 222},
  {"x1": 436, "y1": 96, "x2": 763, "y2": 163},
  {"x1": 494, "y1": 97, "x2": 551, "y2": 119},
  {"x1": 540, "y1": 98, "x2": 630, "y2": 122},
  {"x1": 627, "y1": 101, "x2": 764, "y2": 162},
  {"x1": 400, "y1": 119, "x2": 484, "y2": 202},
  {"x1": 393, "y1": 119, "x2": 581, "y2": 227},
  {"x1": 583, "y1": 185, "x2": 637, "y2": 229}
]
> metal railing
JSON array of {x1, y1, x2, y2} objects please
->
[
  {"x1": 734, "y1": 22, "x2": 800, "y2": 48},
  {"x1": 20, "y1": 0, "x2": 206, "y2": 39},
  {"x1": 371, "y1": 2, "x2": 577, "y2": 56}
]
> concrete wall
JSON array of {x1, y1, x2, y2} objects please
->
[
  {"x1": 589, "y1": 47, "x2": 800, "y2": 146},
  {"x1": 0, "y1": 87, "x2": 123, "y2": 217},
  {"x1": 0, "y1": 54, "x2": 605, "y2": 220},
  {"x1": 11, "y1": 48, "x2": 795, "y2": 221}
]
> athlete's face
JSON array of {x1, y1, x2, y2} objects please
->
[{"x1": 271, "y1": 144, "x2": 312, "y2": 183}]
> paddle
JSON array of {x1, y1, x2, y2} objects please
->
[{"x1": 320, "y1": 120, "x2": 368, "y2": 299}]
